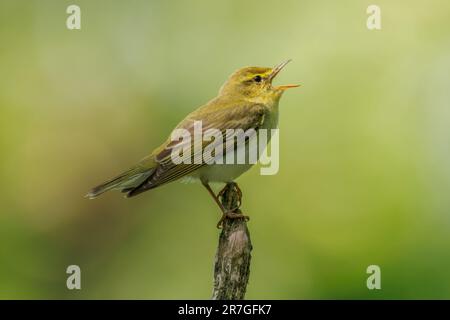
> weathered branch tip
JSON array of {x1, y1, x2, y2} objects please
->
[{"x1": 212, "y1": 182, "x2": 252, "y2": 300}]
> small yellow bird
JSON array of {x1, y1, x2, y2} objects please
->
[{"x1": 87, "y1": 60, "x2": 299, "y2": 227}]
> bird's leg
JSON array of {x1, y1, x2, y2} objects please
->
[
  {"x1": 201, "y1": 180, "x2": 248, "y2": 228},
  {"x1": 202, "y1": 179, "x2": 228, "y2": 213},
  {"x1": 201, "y1": 179, "x2": 230, "y2": 228}
]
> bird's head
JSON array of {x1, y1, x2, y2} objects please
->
[{"x1": 219, "y1": 60, "x2": 299, "y2": 102}]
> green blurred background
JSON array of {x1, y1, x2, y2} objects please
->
[{"x1": 1, "y1": 0, "x2": 449, "y2": 299}]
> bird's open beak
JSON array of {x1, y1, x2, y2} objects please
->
[{"x1": 269, "y1": 59, "x2": 300, "y2": 90}]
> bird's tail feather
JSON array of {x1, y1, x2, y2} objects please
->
[{"x1": 86, "y1": 167, "x2": 154, "y2": 199}]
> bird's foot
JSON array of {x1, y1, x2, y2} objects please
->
[{"x1": 216, "y1": 210, "x2": 250, "y2": 229}]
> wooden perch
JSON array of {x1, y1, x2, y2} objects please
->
[{"x1": 212, "y1": 182, "x2": 252, "y2": 300}]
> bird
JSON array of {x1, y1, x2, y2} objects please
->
[{"x1": 86, "y1": 60, "x2": 299, "y2": 227}]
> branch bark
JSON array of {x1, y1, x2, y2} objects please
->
[{"x1": 212, "y1": 182, "x2": 252, "y2": 300}]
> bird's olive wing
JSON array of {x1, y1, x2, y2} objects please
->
[{"x1": 126, "y1": 102, "x2": 267, "y2": 197}]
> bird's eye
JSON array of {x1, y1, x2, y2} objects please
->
[{"x1": 253, "y1": 75, "x2": 262, "y2": 83}]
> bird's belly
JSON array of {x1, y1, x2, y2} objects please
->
[{"x1": 191, "y1": 163, "x2": 253, "y2": 183}]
